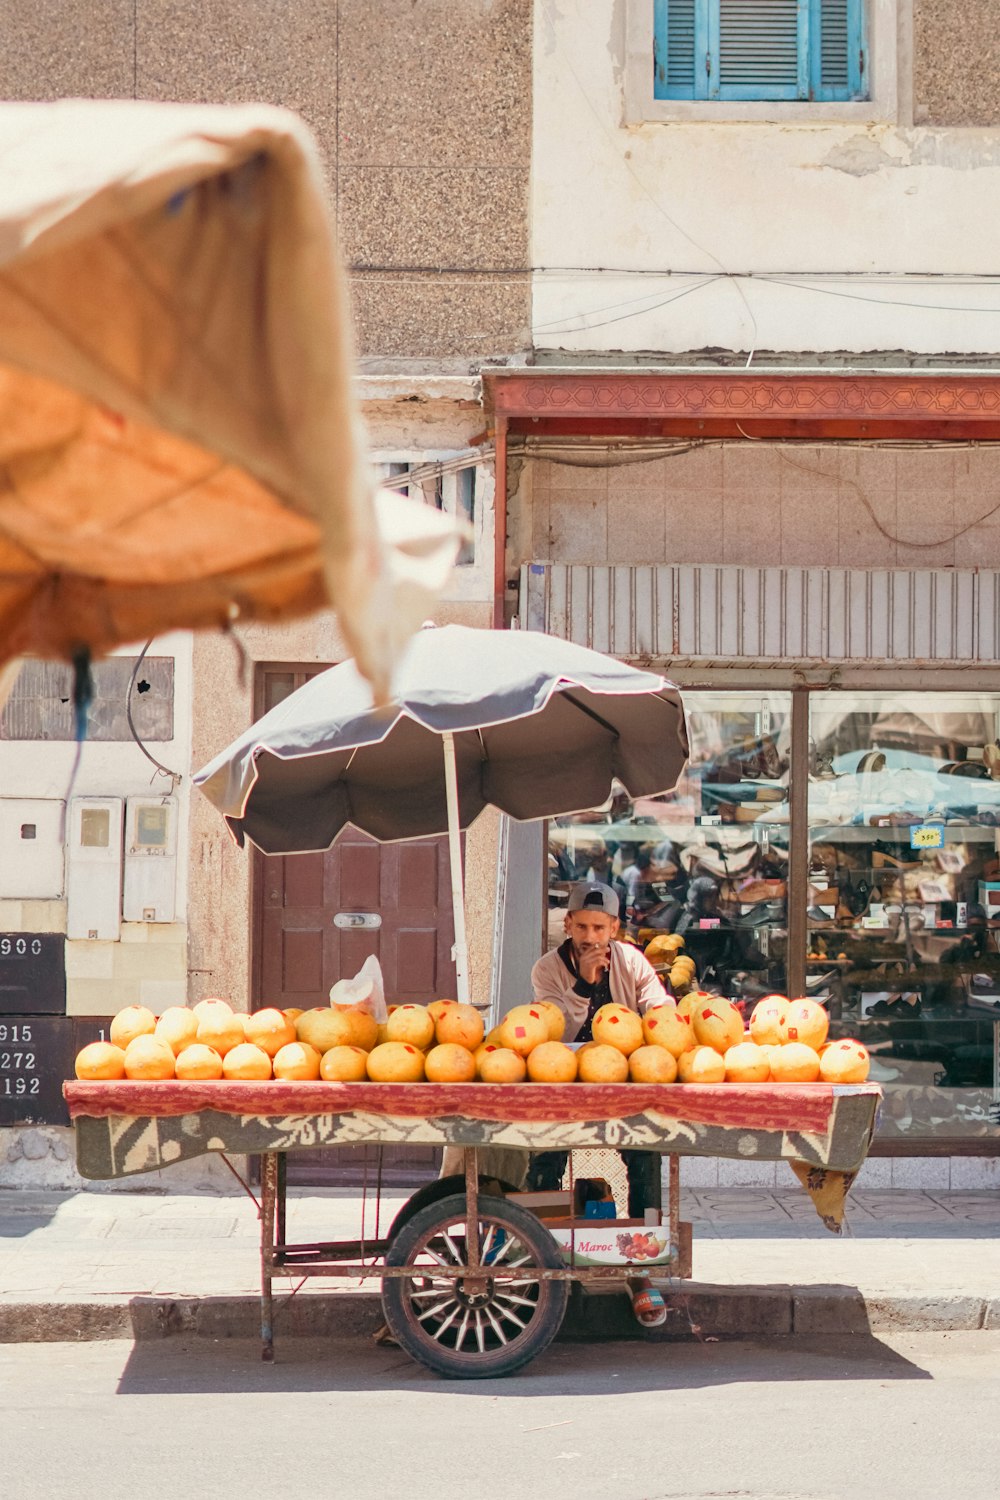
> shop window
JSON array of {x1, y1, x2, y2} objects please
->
[
  {"x1": 654, "y1": 0, "x2": 867, "y2": 102},
  {"x1": 808, "y1": 691, "x2": 1000, "y2": 1145},
  {"x1": 0, "y1": 657, "x2": 174, "y2": 742},
  {"x1": 547, "y1": 691, "x2": 791, "y2": 1003},
  {"x1": 377, "y1": 458, "x2": 477, "y2": 568}
]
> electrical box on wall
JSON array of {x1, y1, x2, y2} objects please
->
[
  {"x1": 66, "y1": 798, "x2": 123, "y2": 941},
  {"x1": 123, "y1": 796, "x2": 177, "y2": 923},
  {"x1": 0, "y1": 800, "x2": 66, "y2": 899}
]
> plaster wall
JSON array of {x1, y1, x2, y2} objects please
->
[
  {"x1": 513, "y1": 443, "x2": 1000, "y2": 573},
  {"x1": 533, "y1": 1, "x2": 1000, "y2": 355}
]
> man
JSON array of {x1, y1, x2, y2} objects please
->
[{"x1": 529, "y1": 880, "x2": 670, "y2": 1328}]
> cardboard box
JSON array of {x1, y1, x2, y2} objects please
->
[
  {"x1": 547, "y1": 1218, "x2": 672, "y2": 1268},
  {"x1": 506, "y1": 1190, "x2": 573, "y2": 1222},
  {"x1": 978, "y1": 881, "x2": 1000, "y2": 912}
]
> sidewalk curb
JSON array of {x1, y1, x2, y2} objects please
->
[{"x1": 2, "y1": 1285, "x2": 997, "y2": 1345}]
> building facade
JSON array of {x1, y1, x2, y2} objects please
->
[{"x1": 2, "y1": 1, "x2": 999, "y2": 1186}]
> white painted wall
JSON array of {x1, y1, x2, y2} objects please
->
[{"x1": 533, "y1": 1, "x2": 1000, "y2": 355}]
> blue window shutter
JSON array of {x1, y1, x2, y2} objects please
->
[
  {"x1": 810, "y1": 0, "x2": 866, "y2": 99},
  {"x1": 654, "y1": 0, "x2": 866, "y2": 105},
  {"x1": 654, "y1": 0, "x2": 699, "y2": 99}
]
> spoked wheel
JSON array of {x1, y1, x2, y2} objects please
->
[{"x1": 381, "y1": 1192, "x2": 569, "y2": 1379}]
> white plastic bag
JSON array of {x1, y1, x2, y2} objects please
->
[{"x1": 329, "y1": 953, "x2": 387, "y2": 1023}]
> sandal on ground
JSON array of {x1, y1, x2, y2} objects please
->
[{"x1": 630, "y1": 1285, "x2": 667, "y2": 1329}]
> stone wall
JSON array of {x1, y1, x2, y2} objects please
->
[
  {"x1": 914, "y1": 0, "x2": 1000, "y2": 126},
  {"x1": 0, "y1": 0, "x2": 532, "y2": 358}
]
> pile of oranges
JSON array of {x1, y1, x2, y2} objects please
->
[{"x1": 73, "y1": 991, "x2": 869, "y2": 1087}]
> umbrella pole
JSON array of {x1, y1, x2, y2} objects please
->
[{"x1": 442, "y1": 731, "x2": 471, "y2": 1005}]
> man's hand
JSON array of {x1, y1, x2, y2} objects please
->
[{"x1": 577, "y1": 942, "x2": 611, "y2": 985}]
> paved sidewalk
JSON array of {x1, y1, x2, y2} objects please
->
[{"x1": 1, "y1": 1184, "x2": 997, "y2": 1343}]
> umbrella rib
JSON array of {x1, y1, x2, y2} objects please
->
[{"x1": 559, "y1": 690, "x2": 623, "y2": 738}]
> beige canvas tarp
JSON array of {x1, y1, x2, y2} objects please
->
[{"x1": 0, "y1": 99, "x2": 460, "y2": 700}]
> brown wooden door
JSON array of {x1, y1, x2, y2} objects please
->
[{"x1": 251, "y1": 664, "x2": 452, "y2": 1186}]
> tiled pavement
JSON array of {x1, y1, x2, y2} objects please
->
[{"x1": 0, "y1": 1186, "x2": 997, "y2": 1306}]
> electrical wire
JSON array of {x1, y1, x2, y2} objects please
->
[{"x1": 127, "y1": 640, "x2": 181, "y2": 786}]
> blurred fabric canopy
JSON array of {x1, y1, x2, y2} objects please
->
[{"x1": 0, "y1": 100, "x2": 460, "y2": 699}]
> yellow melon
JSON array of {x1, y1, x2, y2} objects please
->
[
  {"x1": 296, "y1": 1007, "x2": 363, "y2": 1054},
  {"x1": 434, "y1": 1003, "x2": 485, "y2": 1050},
  {"x1": 74, "y1": 1041, "x2": 126, "y2": 1081},
  {"x1": 818, "y1": 1038, "x2": 870, "y2": 1084},
  {"x1": 427, "y1": 999, "x2": 459, "y2": 1025},
  {"x1": 483, "y1": 1025, "x2": 505, "y2": 1048},
  {"x1": 123, "y1": 1034, "x2": 176, "y2": 1080},
  {"x1": 533, "y1": 1000, "x2": 567, "y2": 1042},
  {"x1": 319, "y1": 1045, "x2": 369, "y2": 1082},
  {"x1": 175, "y1": 1044, "x2": 224, "y2": 1081},
  {"x1": 748, "y1": 994, "x2": 789, "y2": 1047},
  {"x1": 425, "y1": 1043, "x2": 477, "y2": 1083},
  {"x1": 474, "y1": 1040, "x2": 501, "y2": 1071},
  {"x1": 642, "y1": 1003, "x2": 695, "y2": 1058},
  {"x1": 375, "y1": 1023, "x2": 390, "y2": 1046},
  {"x1": 643, "y1": 933, "x2": 685, "y2": 963},
  {"x1": 591, "y1": 1003, "x2": 644, "y2": 1057},
  {"x1": 675, "y1": 993, "x2": 699, "y2": 1019},
  {"x1": 498, "y1": 1004, "x2": 550, "y2": 1058},
  {"x1": 723, "y1": 1041, "x2": 771, "y2": 1083},
  {"x1": 526, "y1": 1041, "x2": 578, "y2": 1083},
  {"x1": 222, "y1": 1043, "x2": 272, "y2": 1081},
  {"x1": 385, "y1": 1005, "x2": 436, "y2": 1050},
  {"x1": 243, "y1": 1008, "x2": 297, "y2": 1058},
  {"x1": 779, "y1": 998, "x2": 829, "y2": 1052},
  {"x1": 629, "y1": 1045, "x2": 678, "y2": 1084},
  {"x1": 479, "y1": 1047, "x2": 527, "y2": 1083},
  {"x1": 366, "y1": 1041, "x2": 426, "y2": 1082},
  {"x1": 193, "y1": 996, "x2": 233, "y2": 1021},
  {"x1": 692, "y1": 996, "x2": 745, "y2": 1054},
  {"x1": 109, "y1": 1005, "x2": 157, "y2": 1051},
  {"x1": 677, "y1": 1046, "x2": 726, "y2": 1084},
  {"x1": 195, "y1": 1001, "x2": 246, "y2": 1058},
  {"x1": 770, "y1": 1042, "x2": 821, "y2": 1083},
  {"x1": 282, "y1": 1007, "x2": 304, "y2": 1024},
  {"x1": 577, "y1": 1043, "x2": 629, "y2": 1084},
  {"x1": 153, "y1": 1007, "x2": 199, "y2": 1057},
  {"x1": 273, "y1": 1041, "x2": 322, "y2": 1081}
]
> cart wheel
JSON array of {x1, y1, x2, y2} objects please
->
[
  {"x1": 381, "y1": 1192, "x2": 569, "y2": 1379},
  {"x1": 384, "y1": 1176, "x2": 465, "y2": 1244}
]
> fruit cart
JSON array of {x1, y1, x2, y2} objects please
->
[{"x1": 64, "y1": 1078, "x2": 881, "y2": 1379}]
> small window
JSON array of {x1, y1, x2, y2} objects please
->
[{"x1": 654, "y1": 0, "x2": 866, "y2": 102}]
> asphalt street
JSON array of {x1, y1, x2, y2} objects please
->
[{"x1": 2, "y1": 1332, "x2": 998, "y2": 1500}]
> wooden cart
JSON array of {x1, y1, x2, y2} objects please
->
[{"x1": 64, "y1": 1079, "x2": 881, "y2": 1378}]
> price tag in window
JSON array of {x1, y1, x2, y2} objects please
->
[{"x1": 910, "y1": 825, "x2": 944, "y2": 850}]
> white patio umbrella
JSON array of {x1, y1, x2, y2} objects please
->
[{"x1": 194, "y1": 625, "x2": 688, "y2": 1003}]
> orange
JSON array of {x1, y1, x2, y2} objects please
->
[
  {"x1": 591, "y1": 1003, "x2": 644, "y2": 1057},
  {"x1": 479, "y1": 1048, "x2": 527, "y2": 1083},
  {"x1": 692, "y1": 997, "x2": 745, "y2": 1054},
  {"x1": 319, "y1": 1045, "x2": 369, "y2": 1082},
  {"x1": 222, "y1": 1043, "x2": 272, "y2": 1081},
  {"x1": 196, "y1": 1001, "x2": 246, "y2": 1058},
  {"x1": 533, "y1": 1000, "x2": 567, "y2": 1042},
  {"x1": 819, "y1": 1038, "x2": 870, "y2": 1084},
  {"x1": 385, "y1": 1005, "x2": 436, "y2": 1050},
  {"x1": 779, "y1": 999, "x2": 829, "y2": 1052},
  {"x1": 427, "y1": 999, "x2": 459, "y2": 1025},
  {"x1": 154, "y1": 1007, "x2": 199, "y2": 1057},
  {"x1": 577, "y1": 1044, "x2": 629, "y2": 1084},
  {"x1": 243, "y1": 1008, "x2": 297, "y2": 1058},
  {"x1": 434, "y1": 1003, "x2": 485, "y2": 1050},
  {"x1": 769, "y1": 1042, "x2": 821, "y2": 1083},
  {"x1": 366, "y1": 1042, "x2": 426, "y2": 1083},
  {"x1": 677, "y1": 1046, "x2": 726, "y2": 1084},
  {"x1": 498, "y1": 1005, "x2": 549, "y2": 1058},
  {"x1": 175, "y1": 1044, "x2": 224, "y2": 1081},
  {"x1": 723, "y1": 1041, "x2": 771, "y2": 1083},
  {"x1": 526, "y1": 1041, "x2": 578, "y2": 1083},
  {"x1": 273, "y1": 1042, "x2": 322, "y2": 1081},
  {"x1": 123, "y1": 1035, "x2": 176, "y2": 1081},
  {"x1": 109, "y1": 1005, "x2": 157, "y2": 1051},
  {"x1": 425, "y1": 1043, "x2": 477, "y2": 1083},
  {"x1": 749, "y1": 995, "x2": 789, "y2": 1047},
  {"x1": 74, "y1": 1041, "x2": 126, "y2": 1081},
  {"x1": 628, "y1": 1045, "x2": 678, "y2": 1084}
]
